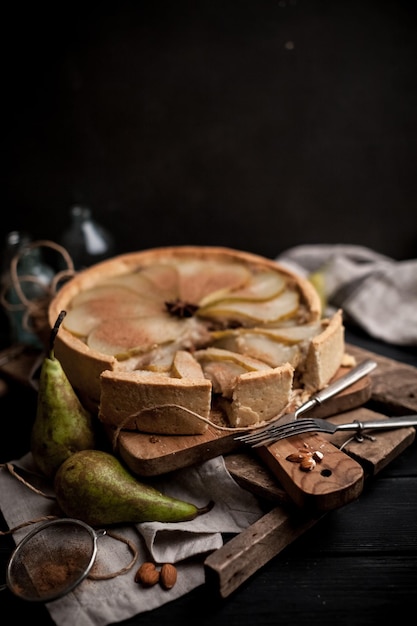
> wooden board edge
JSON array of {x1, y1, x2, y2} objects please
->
[{"x1": 204, "y1": 506, "x2": 322, "y2": 598}]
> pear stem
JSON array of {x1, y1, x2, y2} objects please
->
[
  {"x1": 197, "y1": 500, "x2": 215, "y2": 516},
  {"x1": 50, "y1": 310, "x2": 67, "y2": 352}
]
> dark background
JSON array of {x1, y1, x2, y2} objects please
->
[{"x1": 2, "y1": 0, "x2": 417, "y2": 262}]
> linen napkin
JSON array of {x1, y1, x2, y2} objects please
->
[
  {"x1": 0, "y1": 453, "x2": 263, "y2": 626},
  {"x1": 276, "y1": 244, "x2": 417, "y2": 346}
]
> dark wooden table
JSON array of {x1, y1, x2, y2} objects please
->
[{"x1": 1, "y1": 326, "x2": 416, "y2": 625}]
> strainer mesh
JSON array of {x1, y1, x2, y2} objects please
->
[{"x1": 7, "y1": 520, "x2": 96, "y2": 602}]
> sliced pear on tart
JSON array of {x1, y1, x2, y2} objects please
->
[
  {"x1": 171, "y1": 350, "x2": 206, "y2": 380},
  {"x1": 174, "y1": 258, "x2": 251, "y2": 305},
  {"x1": 63, "y1": 287, "x2": 159, "y2": 337},
  {"x1": 138, "y1": 263, "x2": 180, "y2": 301},
  {"x1": 198, "y1": 269, "x2": 286, "y2": 307},
  {"x1": 198, "y1": 288, "x2": 299, "y2": 325},
  {"x1": 250, "y1": 322, "x2": 322, "y2": 343},
  {"x1": 194, "y1": 347, "x2": 272, "y2": 371},
  {"x1": 86, "y1": 315, "x2": 185, "y2": 358},
  {"x1": 94, "y1": 270, "x2": 170, "y2": 301},
  {"x1": 69, "y1": 284, "x2": 142, "y2": 308},
  {"x1": 127, "y1": 342, "x2": 180, "y2": 373},
  {"x1": 90, "y1": 264, "x2": 180, "y2": 302},
  {"x1": 211, "y1": 331, "x2": 301, "y2": 368},
  {"x1": 209, "y1": 321, "x2": 323, "y2": 367},
  {"x1": 211, "y1": 321, "x2": 322, "y2": 344}
]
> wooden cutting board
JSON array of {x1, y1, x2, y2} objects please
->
[{"x1": 204, "y1": 344, "x2": 417, "y2": 598}]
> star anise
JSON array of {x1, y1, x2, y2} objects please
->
[{"x1": 165, "y1": 299, "x2": 199, "y2": 318}]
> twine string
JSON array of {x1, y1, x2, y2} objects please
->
[
  {"x1": 88, "y1": 531, "x2": 139, "y2": 579},
  {"x1": 0, "y1": 240, "x2": 76, "y2": 341},
  {"x1": 111, "y1": 401, "x2": 295, "y2": 450}
]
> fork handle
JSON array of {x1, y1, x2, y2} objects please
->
[
  {"x1": 304, "y1": 359, "x2": 377, "y2": 411},
  {"x1": 337, "y1": 416, "x2": 417, "y2": 433}
]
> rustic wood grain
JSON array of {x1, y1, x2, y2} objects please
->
[
  {"x1": 204, "y1": 505, "x2": 322, "y2": 598},
  {"x1": 347, "y1": 343, "x2": 417, "y2": 414},
  {"x1": 114, "y1": 425, "x2": 240, "y2": 476},
  {"x1": 256, "y1": 433, "x2": 364, "y2": 511},
  {"x1": 323, "y1": 406, "x2": 416, "y2": 476},
  {"x1": 224, "y1": 453, "x2": 289, "y2": 503}
]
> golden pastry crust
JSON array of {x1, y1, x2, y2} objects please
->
[
  {"x1": 99, "y1": 369, "x2": 212, "y2": 435},
  {"x1": 220, "y1": 362, "x2": 295, "y2": 428},
  {"x1": 301, "y1": 309, "x2": 345, "y2": 391}
]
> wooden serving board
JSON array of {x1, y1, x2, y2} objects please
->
[
  {"x1": 204, "y1": 344, "x2": 417, "y2": 598},
  {"x1": 113, "y1": 365, "x2": 372, "y2": 476}
]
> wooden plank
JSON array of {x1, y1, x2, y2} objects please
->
[
  {"x1": 204, "y1": 506, "x2": 322, "y2": 598},
  {"x1": 224, "y1": 453, "x2": 288, "y2": 503},
  {"x1": 346, "y1": 343, "x2": 417, "y2": 414},
  {"x1": 323, "y1": 406, "x2": 416, "y2": 476}
]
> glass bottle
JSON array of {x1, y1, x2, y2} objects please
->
[
  {"x1": 1, "y1": 231, "x2": 55, "y2": 348},
  {"x1": 60, "y1": 205, "x2": 116, "y2": 271}
]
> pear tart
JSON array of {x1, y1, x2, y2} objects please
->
[{"x1": 48, "y1": 246, "x2": 345, "y2": 435}]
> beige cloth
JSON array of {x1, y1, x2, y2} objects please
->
[
  {"x1": 0, "y1": 453, "x2": 263, "y2": 626},
  {"x1": 277, "y1": 244, "x2": 417, "y2": 346}
]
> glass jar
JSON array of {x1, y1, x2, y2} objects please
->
[
  {"x1": 60, "y1": 205, "x2": 116, "y2": 271},
  {"x1": 1, "y1": 231, "x2": 55, "y2": 348}
]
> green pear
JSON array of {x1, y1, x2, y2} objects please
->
[
  {"x1": 54, "y1": 449, "x2": 214, "y2": 526},
  {"x1": 30, "y1": 311, "x2": 96, "y2": 480}
]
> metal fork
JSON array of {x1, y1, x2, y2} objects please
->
[
  {"x1": 241, "y1": 415, "x2": 417, "y2": 447},
  {"x1": 236, "y1": 358, "x2": 377, "y2": 446}
]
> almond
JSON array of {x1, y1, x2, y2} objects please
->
[
  {"x1": 300, "y1": 456, "x2": 316, "y2": 471},
  {"x1": 286, "y1": 452, "x2": 307, "y2": 463},
  {"x1": 160, "y1": 563, "x2": 177, "y2": 590},
  {"x1": 313, "y1": 450, "x2": 324, "y2": 462},
  {"x1": 134, "y1": 562, "x2": 160, "y2": 587}
]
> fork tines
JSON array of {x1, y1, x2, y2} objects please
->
[
  {"x1": 253, "y1": 420, "x2": 321, "y2": 447},
  {"x1": 235, "y1": 429, "x2": 276, "y2": 445},
  {"x1": 236, "y1": 418, "x2": 327, "y2": 447}
]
